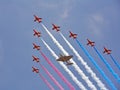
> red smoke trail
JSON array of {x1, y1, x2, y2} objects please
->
[
  {"x1": 39, "y1": 63, "x2": 64, "y2": 90},
  {"x1": 39, "y1": 73, "x2": 54, "y2": 90},
  {"x1": 39, "y1": 51, "x2": 75, "y2": 90}
]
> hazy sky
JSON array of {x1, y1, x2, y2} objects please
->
[{"x1": 0, "y1": 0, "x2": 120, "y2": 90}]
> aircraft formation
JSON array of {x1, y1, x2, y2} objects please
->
[{"x1": 31, "y1": 15, "x2": 120, "y2": 90}]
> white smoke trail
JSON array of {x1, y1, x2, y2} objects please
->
[
  {"x1": 41, "y1": 38, "x2": 87, "y2": 90},
  {"x1": 41, "y1": 23, "x2": 97, "y2": 90},
  {"x1": 60, "y1": 32, "x2": 108, "y2": 90}
]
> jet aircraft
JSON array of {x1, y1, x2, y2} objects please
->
[
  {"x1": 103, "y1": 47, "x2": 112, "y2": 54},
  {"x1": 69, "y1": 31, "x2": 77, "y2": 39},
  {"x1": 57, "y1": 54, "x2": 73, "y2": 65},
  {"x1": 33, "y1": 29, "x2": 41, "y2": 37},
  {"x1": 87, "y1": 39, "x2": 95, "y2": 47},
  {"x1": 34, "y1": 15, "x2": 42, "y2": 23},
  {"x1": 33, "y1": 43, "x2": 40, "y2": 50},
  {"x1": 32, "y1": 55, "x2": 40, "y2": 62},
  {"x1": 52, "y1": 24, "x2": 60, "y2": 32},
  {"x1": 32, "y1": 67, "x2": 39, "y2": 73}
]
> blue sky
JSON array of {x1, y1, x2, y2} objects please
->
[{"x1": 0, "y1": 0, "x2": 120, "y2": 90}]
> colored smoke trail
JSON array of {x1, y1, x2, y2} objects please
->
[
  {"x1": 41, "y1": 23, "x2": 97, "y2": 90},
  {"x1": 110, "y1": 54, "x2": 120, "y2": 70},
  {"x1": 39, "y1": 63, "x2": 64, "y2": 90},
  {"x1": 39, "y1": 50, "x2": 75, "y2": 90},
  {"x1": 41, "y1": 38, "x2": 87, "y2": 90},
  {"x1": 76, "y1": 39, "x2": 117, "y2": 90},
  {"x1": 60, "y1": 32, "x2": 108, "y2": 90},
  {"x1": 93, "y1": 47, "x2": 120, "y2": 82},
  {"x1": 39, "y1": 73, "x2": 54, "y2": 90}
]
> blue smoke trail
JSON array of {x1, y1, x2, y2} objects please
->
[
  {"x1": 110, "y1": 54, "x2": 120, "y2": 70},
  {"x1": 76, "y1": 39, "x2": 117, "y2": 90},
  {"x1": 93, "y1": 47, "x2": 120, "y2": 82}
]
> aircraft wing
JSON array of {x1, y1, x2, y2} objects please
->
[
  {"x1": 57, "y1": 58, "x2": 62, "y2": 61},
  {"x1": 66, "y1": 63, "x2": 73, "y2": 66}
]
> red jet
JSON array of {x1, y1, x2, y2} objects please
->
[
  {"x1": 32, "y1": 67, "x2": 39, "y2": 73},
  {"x1": 69, "y1": 31, "x2": 77, "y2": 39},
  {"x1": 33, "y1": 43, "x2": 40, "y2": 50},
  {"x1": 32, "y1": 55, "x2": 40, "y2": 62},
  {"x1": 87, "y1": 39, "x2": 95, "y2": 47},
  {"x1": 52, "y1": 24, "x2": 60, "y2": 32},
  {"x1": 33, "y1": 29, "x2": 41, "y2": 37},
  {"x1": 103, "y1": 47, "x2": 112, "y2": 54},
  {"x1": 34, "y1": 15, "x2": 42, "y2": 23}
]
